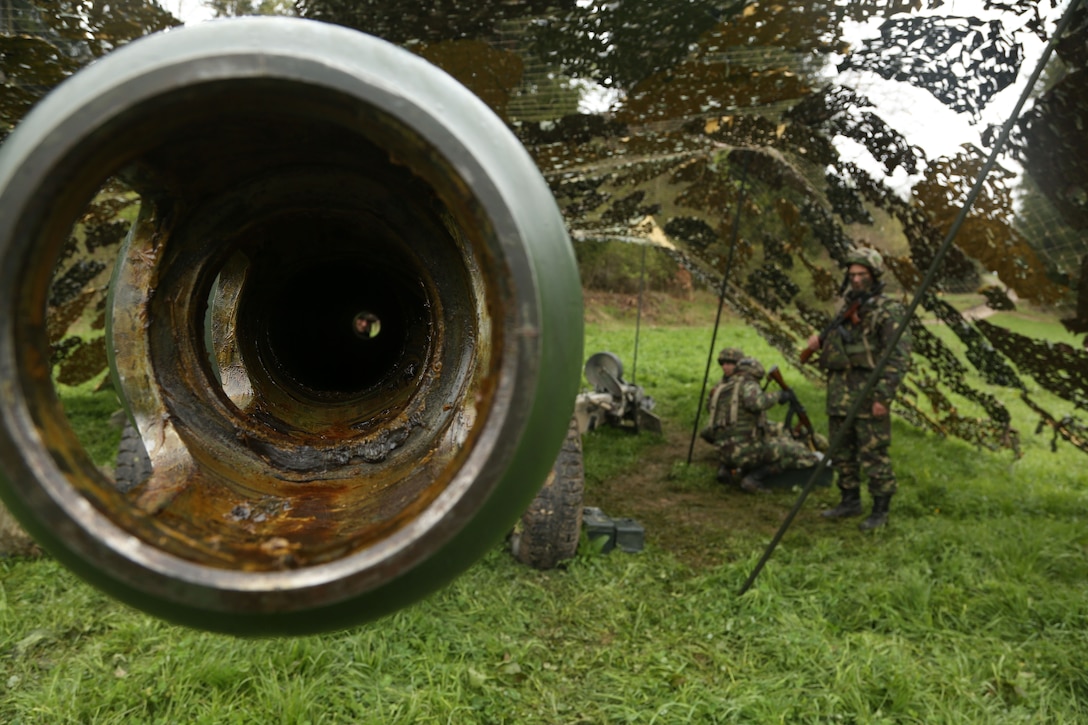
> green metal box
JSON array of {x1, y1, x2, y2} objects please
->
[
  {"x1": 613, "y1": 517, "x2": 645, "y2": 553},
  {"x1": 582, "y1": 506, "x2": 615, "y2": 553}
]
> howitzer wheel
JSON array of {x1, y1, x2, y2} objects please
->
[
  {"x1": 510, "y1": 417, "x2": 585, "y2": 570},
  {"x1": 114, "y1": 421, "x2": 152, "y2": 494}
]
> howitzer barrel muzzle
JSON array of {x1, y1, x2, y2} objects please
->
[{"x1": 0, "y1": 18, "x2": 583, "y2": 634}]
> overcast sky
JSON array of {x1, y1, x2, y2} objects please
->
[
  {"x1": 833, "y1": 0, "x2": 1070, "y2": 192},
  {"x1": 162, "y1": 0, "x2": 215, "y2": 25}
]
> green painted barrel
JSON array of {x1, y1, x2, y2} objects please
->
[{"x1": 0, "y1": 17, "x2": 583, "y2": 635}]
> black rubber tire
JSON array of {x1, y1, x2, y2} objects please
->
[
  {"x1": 114, "y1": 420, "x2": 152, "y2": 493},
  {"x1": 511, "y1": 417, "x2": 585, "y2": 569}
]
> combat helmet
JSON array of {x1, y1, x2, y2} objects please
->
[
  {"x1": 717, "y1": 347, "x2": 745, "y2": 364},
  {"x1": 845, "y1": 246, "x2": 885, "y2": 277},
  {"x1": 735, "y1": 357, "x2": 765, "y2": 380}
]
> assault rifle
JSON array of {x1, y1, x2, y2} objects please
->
[
  {"x1": 766, "y1": 365, "x2": 818, "y2": 449},
  {"x1": 799, "y1": 297, "x2": 864, "y2": 365}
]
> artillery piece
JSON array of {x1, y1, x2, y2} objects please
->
[
  {"x1": 575, "y1": 352, "x2": 662, "y2": 435},
  {"x1": 0, "y1": 18, "x2": 583, "y2": 635}
]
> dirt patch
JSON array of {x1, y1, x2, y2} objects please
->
[
  {"x1": 582, "y1": 289, "x2": 727, "y2": 328},
  {"x1": 583, "y1": 426, "x2": 841, "y2": 570}
]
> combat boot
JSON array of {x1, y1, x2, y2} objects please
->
[
  {"x1": 739, "y1": 466, "x2": 774, "y2": 494},
  {"x1": 820, "y1": 487, "x2": 863, "y2": 519},
  {"x1": 858, "y1": 495, "x2": 890, "y2": 531}
]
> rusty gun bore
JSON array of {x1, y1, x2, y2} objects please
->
[
  {"x1": 107, "y1": 98, "x2": 495, "y2": 569},
  {"x1": 0, "y1": 18, "x2": 583, "y2": 634}
]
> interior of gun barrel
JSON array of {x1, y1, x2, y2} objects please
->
[{"x1": 0, "y1": 19, "x2": 582, "y2": 633}]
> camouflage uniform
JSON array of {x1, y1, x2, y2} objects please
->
[
  {"x1": 707, "y1": 357, "x2": 820, "y2": 490},
  {"x1": 703, "y1": 346, "x2": 745, "y2": 441},
  {"x1": 815, "y1": 247, "x2": 911, "y2": 526}
]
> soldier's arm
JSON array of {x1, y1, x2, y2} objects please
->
[
  {"x1": 873, "y1": 300, "x2": 912, "y2": 405},
  {"x1": 739, "y1": 378, "x2": 780, "y2": 412}
]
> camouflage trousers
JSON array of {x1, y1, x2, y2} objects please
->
[
  {"x1": 828, "y1": 414, "x2": 896, "y2": 496},
  {"x1": 718, "y1": 432, "x2": 820, "y2": 476}
]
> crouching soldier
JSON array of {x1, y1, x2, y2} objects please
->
[{"x1": 703, "y1": 350, "x2": 820, "y2": 493}]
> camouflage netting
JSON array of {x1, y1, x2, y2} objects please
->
[
  {"x1": 4, "y1": 0, "x2": 1088, "y2": 458},
  {"x1": 0, "y1": 0, "x2": 173, "y2": 396},
  {"x1": 43, "y1": 180, "x2": 139, "y2": 388},
  {"x1": 504, "y1": 0, "x2": 1086, "y2": 457}
]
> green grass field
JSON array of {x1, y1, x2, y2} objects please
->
[{"x1": 3, "y1": 291, "x2": 1088, "y2": 723}]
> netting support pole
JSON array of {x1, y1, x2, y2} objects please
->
[
  {"x1": 687, "y1": 150, "x2": 752, "y2": 465},
  {"x1": 632, "y1": 243, "x2": 647, "y2": 385}
]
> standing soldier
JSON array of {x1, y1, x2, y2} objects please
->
[
  {"x1": 703, "y1": 348, "x2": 820, "y2": 493},
  {"x1": 805, "y1": 247, "x2": 911, "y2": 530}
]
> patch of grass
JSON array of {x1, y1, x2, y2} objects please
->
[
  {"x1": 932, "y1": 291, "x2": 985, "y2": 311},
  {"x1": 984, "y1": 311, "x2": 1081, "y2": 346},
  {"x1": 3, "y1": 293, "x2": 1088, "y2": 723},
  {"x1": 59, "y1": 381, "x2": 123, "y2": 468}
]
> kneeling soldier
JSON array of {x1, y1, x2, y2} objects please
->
[{"x1": 704, "y1": 352, "x2": 820, "y2": 493}]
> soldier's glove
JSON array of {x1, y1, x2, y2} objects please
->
[{"x1": 777, "y1": 389, "x2": 796, "y2": 405}]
